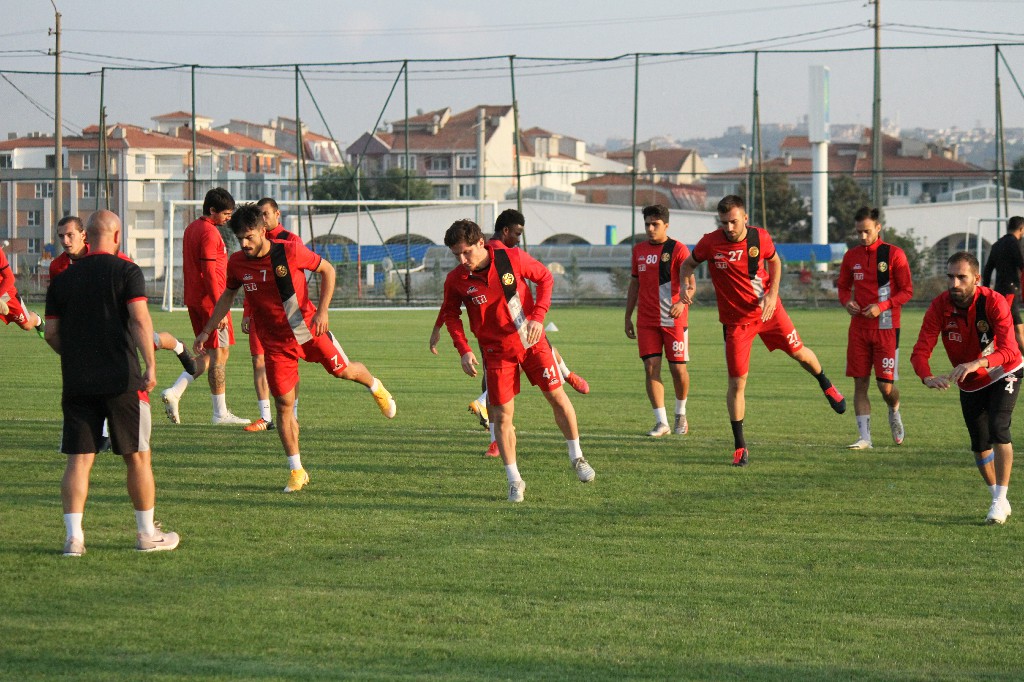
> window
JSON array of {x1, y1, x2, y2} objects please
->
[
  {"x1": 0, "y1": 154, "x2": 12, "y2": 169},
  {"x1": 82, "y1": 182, "x2": 97, "y2": 199},
  {"x1": 886, "y1": 181, "x2": 910, "y2": 197},
  {"x1": 396, "y1": 154, "x2": 417, "y2": 170},
  {"x1": 82, "y1": 154, "x2": 95, "y2": 170},
  {"x1": 27, "y1": 210, "x2": 41, "y2": 226},
  {"x1": 34, "y1": 182, "x2": 54, "y2": 198},
  {"x1": 27, "y1": 238, "x2": 41, "y2": 254},
  {"x1": 155, "y1": 155, "x2": 181, "y2": 174},
  {"x1": 457, "y1": 154, "x2": 477, "y2": 170},
  {"x1": 135, "y1": 154, "x2": 147, "y2": 174},
  {"x1": 135, "y1": 210, "x2": 156, "y2": 230},
  {"x1": 428, "y1": 157, "x2": 450, "y2": 172},
  {"x1": 458, "y1": 183, "x2": 478, "y2": 198},
  {"x1": 432, "y1": 185, "x2": 450, "y2": 200}
]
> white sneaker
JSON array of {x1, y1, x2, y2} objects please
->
[
  {"x1": 212, "y1": 412, "x2": 251, "y2": 425},
  {"x1": 508, "y1": 479, "x2": 526, "y2": 503},
  {"x1": 673, "y1": 414, "x2": 688, "y2": 435},
  {"x1": 161, "y1": 389, "x2": 181, "y2": 424},
  {"x1": 888, "y1": 409, "x2": 905, "y2": 445},
  {"x1": 647, "y1": 422, "x2": 670, "y2": 437},
  {"x1": 136, "y1": 524, "x2": 180, "y2": 552},
  {"x1": 846, "y1": 439, "x2": 873, "y2": 450},
  {"x1": 572, "y1": 457, "x2": 596, "y2": 483},
  {"x1": 986, "y1": 498, "x2": 1011, "y2": 525}
]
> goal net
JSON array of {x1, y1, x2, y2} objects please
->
[{"x1": 160, "y1": 199, "x2": 498, "y2": 311}]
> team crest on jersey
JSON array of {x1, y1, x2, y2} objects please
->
[
  {"x1": 878, "y1": 262, "x2": 888, "y2": 273},
  {"x1": 977, "y1": 320, "x2": 990, "y2": 333},
  {"x1": 501, "y1": 273, "x2": 514, "y2": 286},
  {"x1": 748, "y1": 246, "x2": 759, "y2": 258},
  {"x1": 275, "y1": 265, "x2": 288, "y2": 278},
  {"x1": 661, "y1": 252, "x2": 671, "y2": 262}
]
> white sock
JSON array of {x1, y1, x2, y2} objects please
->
[
  {"x1": 212, "y1": 393, "x2": 227, "y2": 418},
  {"x1": 504, "y1": 462, "x2": 521, "y2": 484},
  {"x1": 567, "y1": 438, "x2": 582, "y2": 462},
  {"x1": 996, "y1": 485, "x2": 1009, "y2": 502},
  {"x1": 258, "y1": 399, "x2": 272, "y2": 422},
  {"x1": 676, "y1": 398, "x2": 687, "y2": 416},
  {"x1": 856, "y1": 415, "x2": 871, "y2": 442},
  {"x1": 288, "y1": 454, "x2": 303, "y2": 471},
  {"x1": 477, "y1": 390, "x2": 488, "y2": 405},
  {"x1": 134, "y1": 508, "x2": 156, "y2": 536},
  {"x1": 171, "y1": 371, "x2": 194, "y2": 396},
  {"x1": 368, "y1": 378, "x2": 381, "y2": 394},
  {"x1": 64, "y1": 512, "x2": 84, "y2": 541},
  {"x1": 293, "y1": 397, "x2": 299, "y2": 419},
  {"x1": 172, "y1": 340, "x2": 184, "y2": 355},
  {"x1": 556, "y1": 356, "x2": 570, "y2": 378},
  {"x1": 101, "y1": 420, "x2": 110, "y2": 438},
  {"x1": 653, "y1": 407, "x2": 668, "y2": 426},
  {"x1": 990, "y1": 484, "x2": 998, "y2": 499},
  {"x1": 489, "y1": 423, "x2": 496, "y2": 443}
]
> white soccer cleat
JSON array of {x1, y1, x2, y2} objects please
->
[
  {"x1": 987, "y1": 498, "x2": 1011, "y2": 525},
  {"x1": 508, "y1": 479, "x2": 526, "y2": 503},
  {"x1": 572, "y1": 457, "x2": 596, "y2": 483},
  {"x1": 888, "y1": 409, "x2": 906, "y2": 445},
  {"x1": 846, "y1": 439, "x2": 873, "y2": 450},
  {"x1": 212, "y1": 412, "x2": 251, "y2": 426},
  {"x1": 647, "y1": 422, "x2": 670, "y2": 438},
  {"x1": 161, "y1": 389, "x2": 181, "y2": 424}
]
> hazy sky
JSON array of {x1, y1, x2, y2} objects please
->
[{"x1": 3, "y1": 0, "x2": 1024, "y2": 148}]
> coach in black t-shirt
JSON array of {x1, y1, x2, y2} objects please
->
[
  {"x1": 982, "y1": 215, "x2": 1024, "y2": 353},
  {"x1": 45, "y1": 209, "x2": 179, "y2": 556}
]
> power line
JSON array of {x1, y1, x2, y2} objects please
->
[{"x1": 0, "y1": 73, "x2": 82, "y2": 134}]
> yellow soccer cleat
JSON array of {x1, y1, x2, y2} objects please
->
[
  {"x1": 468, "y1": 399, "x2": 489, "y2": 428},
  {"x1": 284, "y1": 468, "x2": 310, "y2": 493},
  {"x1": 372, "y1": 383, "x2": 397, "y2": 419}
]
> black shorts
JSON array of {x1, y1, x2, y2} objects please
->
[
  {"x1": 959, "y1": 368, "x2": 1023, "y2": 452},
  {"x1": 61, "y1": 391, "x2": 152, "y2": 456}
]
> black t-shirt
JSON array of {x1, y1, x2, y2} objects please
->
[
  {"x1": 46, "y1": 252, "x2": 147, "y2": 396},
  {"x1": 982, "y1": 232, "x2": 1024, "y2": 294}
]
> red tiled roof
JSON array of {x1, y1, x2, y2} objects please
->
[
  {"x1": 153, "y1": 111, "x2": 211, "y2": 121},
  {"x1": 643, "y1": 148, "x2": 694, "y2": 172},
  {"x1": 382, "y1": 105, "x2": 513, "y2": 153}
]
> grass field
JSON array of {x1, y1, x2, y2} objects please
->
[{"x1": 1, "y1": 305, "x2": 1022, "y2": 681}]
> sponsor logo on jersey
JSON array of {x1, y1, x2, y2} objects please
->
[
  {"x1": 947, "y1": 331, "x2": 963, "y2": 342},
  {"x1": 748, "y1": 246, "x2": 759, "y2": 259},
  {"x1": 467, "y1": 286, "x2": 478, "y2": 293},
  {"x1": 501, "y1": 273, "x2": 514, "y2": 286},
  {"x1": 946, "y1": 320, "x2": 958, "y2": 329},
  {"x1": 275, "y1": 265, "x2": 288, "y2": 278},
  {"x1": 853, "y1": 263, "x2": 863, "y2": 270},
  {"x1": 471, "y1": 294, "x2": 487, "y2": 305},
  {"x1": 854, "y1": 272, "x2": 864, "y2": 281},
  {"x1": 713, "y1": 252, "x2": 727, "y2": 260},
  {"x1": 243, "y1": 273, "x2": 253, "y2": 281},
  {"x1": 638, "y1": 264, "x2": 647, "y2": 272},
  {"x1": 878, "y1": 262, "x2": 888, "y2": 273},
  {"x1": 715, "y1": 262, "x2": 729, "y2": 269}
]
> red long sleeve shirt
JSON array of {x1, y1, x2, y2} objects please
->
[
  {"x1": 837, "y1": 239, "x2": 913, "y2": 330},
  {"x1": 441, "y1": 243, "x2": 552, "y2": 358},
  {"x1": 911, "y1": 286, "x2": 1024, "y2": 392}
]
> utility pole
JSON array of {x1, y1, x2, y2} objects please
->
[
  {"x1": 870, "y1": 0, "x2": 884, "y2": 214},
  {"x1": 49, "y1": 1, "x2": 63, "y2": 238}
]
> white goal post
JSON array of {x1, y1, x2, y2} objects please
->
[{"x1": 162, "y1": 198, "x2": 498, "y2": 311}]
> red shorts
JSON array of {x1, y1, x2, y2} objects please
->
[
  {"x1": 637, "y1": 325, "x2": 688, "y2": 362},
  {"x1": 1, "y1": 293, "x2": 31, "y2": 327},
  {"x1": 188, "y1": 306, "x2": 234, "y2": 350},
  {"x1": 264, "y1": 330, "x2": 350, "y2": 396},
  {"x1": 486, "y1": 343, "x2": 563, "y2": 406},
  {"x1": 723, "y1": 304, "x2": 803, "y2": 377},
  {"x1": 846, "y1": 326, "x2": 899, "y2": 381},
  {"x1": 245, "y1": 316, "x2": 265, "y2": 356}
]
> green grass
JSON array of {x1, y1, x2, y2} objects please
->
[{"x1": 1, "y1": 306, "x2": 1022, "y2": 681}]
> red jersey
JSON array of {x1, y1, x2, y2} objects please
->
[
  {"x1": 182, "y1": 216, "x2": 228, "y2": 309},
  {"x1": 692, "y1": 226, "x2": 776, "y2": 325},
  {"x1": 226, "y1": 240, "x2": 323, "y2": 354},
  {"x1": 631, "y1": 238, "x2": 690, "y2": 328},
  {"x1": 50, "y1": 245, "x2": 131, "y2": 280},
  {"x1": 433, "y1": 237, "x2": 508, "y2": 328},
  {"x1": 0, "y1": 246, "x2": 16, "y2": 298},
  {"x1": 837, "y1": 239, "x2": 913, "y2": 331},
  {"x1": 243, "y1": 226, "x2": 302, "y2": 319},
  {"x1": 911, "y1": 286, "x2": 1024, "y2": 392},
  {"x1": 441, "y1": 243, "x2": 552, "y2": 358}
]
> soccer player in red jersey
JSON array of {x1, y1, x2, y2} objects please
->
[
  {"x1": 911, "y1": 252, "x2": 1022, "y2": 525},
  {"x1": 429, "y1": 209, "x2": 589, "y2": 458},
  {"x1": 167, "y1": 187, "x2": 248, "y2": 426},
  {"x1": 194, "y1": 204, "x2": 396, "y2": 493},
  {"x1": 51, "y1": 215, "x2": 202, "y2": 379},
  {"x1": 679, "y1": 195, "x2": 846, "y2": 467},
  {"x1": 239, "y1": 197, "x2": 305, "y2": 433},
  {"x1": 837, "y1": 206, "x2": 913, "y2": 449},
  {"x1": 0, "y1": 242, "x2": 45, "y2": 338},
  {"x1": 440, "y1": 219, "x2": 595, "y2": 502},
  {"x1": 625, "y1": 204, "x2": 694, "y2": 437}
]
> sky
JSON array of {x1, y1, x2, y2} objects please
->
[{"x1": 3, "y1": 0, "x2": 1024, "y2": 150}]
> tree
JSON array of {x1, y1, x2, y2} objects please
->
[
  {"x1": 309, "y1": 167, "x2": 434, "y2": 210},
  {"x1": 828, "y1": 174, "x2": 872, "y2": 244},
  {"x1": 1010, "y1": 155, "x2": 1024, "y2": 193},
  {"x1": 739, "y1": 170, "x2": 810, "y2": 242},
  {"x1": 882, "y1": 227, "x2": 930, "y2": 283}
]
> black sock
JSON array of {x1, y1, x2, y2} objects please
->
[
  {"x1": 177, "y1": 350, "x2": 198, "y2": 377},
  {"x1": 730, "y1": 420, "x2": 745, "y2": 449},
  {"x1": 814, "y1": 371, "x2": 832, "y2": 391}
]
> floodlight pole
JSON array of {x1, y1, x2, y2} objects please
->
[
  {"x1": 49, "y1": 1, "x2": 62, "y2": 240},
  {"x1": 870, "y1": 0, "x2": 884, "y2": 216}
]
